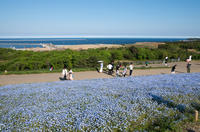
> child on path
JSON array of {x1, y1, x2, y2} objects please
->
[
  {"x1": 122, "y1": 65, "x2": 127, "y2": 77},
  {"x1": 68, "y1": 69, "x2": 73, "y2": 80}
]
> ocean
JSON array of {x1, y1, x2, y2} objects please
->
[{"x1": 0, "y1": 38, "x2": 185, "y2": 49}]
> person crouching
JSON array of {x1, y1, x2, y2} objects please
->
[{"x1": 171, "y1": 64, "x2": 177, "y2": 74}]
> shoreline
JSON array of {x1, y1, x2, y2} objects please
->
[
  {"x1": 8, "y1": 42, "x2": 165, "y2": 51},
  {"x1": 21, "y1": 44, "x2": 126, "y2": 51}
]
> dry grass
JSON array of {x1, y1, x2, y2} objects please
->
[
  {"x1": 133, "y1": 42, "x2": 165, "y2": 49},
  {"x1": 181, "y1": 122, "x2": 200, "y2": 132},
  {"x1": 188, "y1": 49, "x2": 200, "y2": 54}
]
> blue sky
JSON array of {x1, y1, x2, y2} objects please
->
[{"x1": 0, "y1": 0, "x2": 200, "y2": 38}]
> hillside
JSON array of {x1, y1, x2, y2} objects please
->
[{"x1": 0, "y1": 41, "x2": 200, "y2": 72}]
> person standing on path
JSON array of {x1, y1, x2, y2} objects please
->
[
  {"x1": 116, "y1": 64, "x2": 120, "y2": 77},
  {"x1": 178, "y1": 57, "x2": 180, "y2": 62},
  {"x1": 97, "y1": 61, "x2": 103, "y2": 73},
  {"x1": 187, "y1": 63, "x2": 191, "y2": 73},
  {"x1": 100, "y1": 62, "x2": 103, "y2": 73},
  {"x1": 189, "y1": 55, "x2": 192, "y2": 62},
  {"x1": 165, "y1": 56, "x2": 168, "y2": 66},
  {"x1": 107, "y1": 63, "x2": 113, "y2": 75},
  {"x1": 145, "y1": 61, "x2": 149, "y2": 66},
  {"x1": 129, "y1": 63, "x2": 133, "y2": 76},
  {"x1": 49, "y1": 65, "x2": 53, "y2": 71},
  {"x1": 111, "y1": 61, "x2": 114, "y2": 74}
]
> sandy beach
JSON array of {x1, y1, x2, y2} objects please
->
[
  {"x1": 25, "y1": 44, "x2": 124, "y2": 51},
  {"x1": 23, "y1": 42, "x2": 165, "y2": 51},
  {"x1": 56, "y1": 44, "x2": 124, "y2": 50},
  {"x1": 0, "y1": 61, "x2": 199, "y2": 86}
]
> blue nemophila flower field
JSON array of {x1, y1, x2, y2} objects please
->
[{"x1": 0, "y1": 73, "x2": 200, "y2": 131}]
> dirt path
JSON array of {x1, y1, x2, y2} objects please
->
[{"x1": 0, "y1": 61, "x2": 200, "y2": 86}]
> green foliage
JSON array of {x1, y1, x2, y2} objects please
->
[
  {"x1": 159, "y1": 41, "x2": 200, "y2": 51},
  {"x1": 0, "y1": 41, "x2": 200, "y2": 71},
  {"x1": 111, "y1": 50, "x2": 124, "y2": 61}
]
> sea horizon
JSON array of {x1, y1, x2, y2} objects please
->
[
  {"x1": 0, "y1": 37, "x2": 187, "y2": 49},
  {"x1": 0, "y1": 35, "x2": 200, "y2": 39}
]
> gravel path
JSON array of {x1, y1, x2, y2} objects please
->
[{"x1": 0, "y1": 61, "x2": 200, "y2": 86}]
